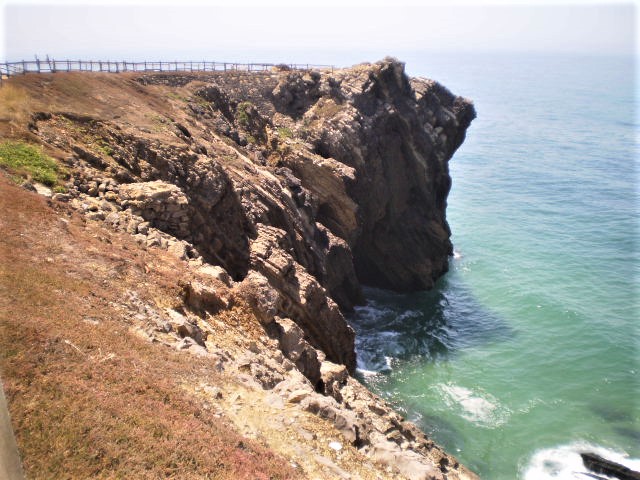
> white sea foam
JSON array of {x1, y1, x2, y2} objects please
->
[
  {"x1": 384, "y1": 355, "x2": 394, "y2": 370},
  {"x1": 397, "y1": 309, "x2": 422, "y2": 321},
  {"x1": 522, "y1": 441, "x2": 640, "y2": 480},
  {"x1": 453, "y1": 249, "x2": 463, "y2": 259},
  {"x1": 356, "y1": 367, "x2": 381, "y2": 378},
  {"x1": 438, "y1": 383, "x2": 509, "y2": 427},
  {"x1": 353, "y1": 303, "x2": 394, "y2": 321}
]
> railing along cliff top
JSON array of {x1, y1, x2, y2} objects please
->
[{"x1": 0, "y1": 59, "x2": 335, "y2": 86}]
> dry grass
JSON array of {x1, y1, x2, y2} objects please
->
[
  {"x1": 0, "y1": 174, "x2": 299, "y2": 480},
  {"x1": 0, "y1": 84, "x2": 33, "y2": 124}
]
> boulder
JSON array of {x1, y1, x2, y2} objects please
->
[
  {"x1": 166, "y1": 309, "x2": 207, "y2": 346},
  {"x1": 370, "y1": 436, "x2": 444, "y2": 480},
  {"x1": 119, "y1": 180, "x2": 192, "y2": 239},
  {"x1": 270, "y1": 317, "x2": 321, "y2": 387},
  {"x1": 320, "y1": 360, "x2": 348, "y2": 398},
  {"x1": 181, "y1": 280, "x2": 226, "y2": 315}
]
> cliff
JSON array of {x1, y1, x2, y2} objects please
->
[{"x1": 0, "y1": 58, "x2": 476, "y2": 480}]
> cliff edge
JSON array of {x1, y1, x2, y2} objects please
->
[{"x1": 0, "y1": 58, "x2": 476, "y2": 480}]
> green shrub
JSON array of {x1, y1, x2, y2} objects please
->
[
  {"x1": 277, "y1": 127, "x2": 293, "y2": 138},
  {"x1": 0, "y1": 141, "x2": 63, "y2": 186},
  {"x1": 96, "y1": 141, "x2": 114, "y2": 157},
  {"x1": 236, "y1": 102, "x2": 253, "y2": 127}
]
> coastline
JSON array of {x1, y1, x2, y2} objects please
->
[{"x1": 0, "y1": 59, "x2": 476, "y2": 478}]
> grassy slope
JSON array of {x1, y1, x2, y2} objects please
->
[{"x1": 0, "y1": 173, "x2": 298, "y2": 479}]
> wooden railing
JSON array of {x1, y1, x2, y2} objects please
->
[{"x1": 0, "y1": 59, "x2": 334, "y2": 86}]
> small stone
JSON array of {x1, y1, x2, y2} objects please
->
[
  {"x1": 204, "y1": 385, "x2": 223, "y2": 399},
  {"x1": 100, "y1": 200, "x2": 115, "y2": 212},
  {"x1": 181, "y1": 280, "x2": 226, "y2": 314},
  {"x1": 137, "y1": 222, "x2": 151, "y2": 235},
  {"x1": 196, "y1": 264, "x2": 232, "y2": 286},
  {"x1": 104, "y1": 212, "x2": 120, "y2": 225},
  {"x1": 168, "y1": 241, "x2": 188, "y2": 260},
  {"x1": 187, "y1": 344, "x2": 209, "y2": 357},
  {"x1": 33, "y1": 184, "x2": 52, "y2": 197},
  {"x1": 287, "y1": 389, "x2": 311, "y2": 404},
  {"x1": 329, "y1": 441, "x2": 342, "y2": 451},
  {"x1": 321, "y1": 361, "x2": 348, "y2": 386},
  {"x1": 146, "y1": 236, "x2": 161, "y2": 247},
  {"x1": 21, "y1": 181, "x2": 36, "y2": 192},
  {"x1": 176, "y1": 337, "x2": 197, "y2": 350},
  {"x1": 104, "y1": 191, "x2": 118, "y2": 202},
  {"x1": 86, "y1": 211, "x2": 105, "y2": 221},
  {"x1": 52, "y1": 193, "x2": 71, "y2": 202}
]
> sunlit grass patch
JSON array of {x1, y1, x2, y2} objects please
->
[{"x1": 0, "y1": 141, "x2": 64, "y2": 186}]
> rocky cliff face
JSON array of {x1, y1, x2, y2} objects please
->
[
  {"x1": 6, "y1": 57, "x2": 476, "y2": 479},
  {"x1": 273, "y1": 61, "x2": 475, "y2": 292},
  {"x1": 29, "y1": 58, "x2": 474, "y2": 375}
]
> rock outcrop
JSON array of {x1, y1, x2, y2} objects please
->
[
  {"x1": 31, "y1": 58, "x2": 474, "y2": 374},
  {"x1": 14, "y1": 58, "x2": 476, "y2": 479},
  {"x1": 275, "y1": 61, "x2": 476, "y2": 291}
]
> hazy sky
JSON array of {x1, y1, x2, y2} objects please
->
[{"x1": 0, "y1": 0, "x2": 637, "y2": 63}]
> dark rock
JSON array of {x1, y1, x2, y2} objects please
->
[
  {"x1": 581, "y1": 452, "x2": 640, "y2": 480},
  {"x1": 306, "y1": 58, "x2": 476, "y2": 291},
  {"x1": 72, "y1": 145, "x2": 108, "y2": 170},
  {"x1": 175, "y1": 122, "x2": 191, "y2": 138}
]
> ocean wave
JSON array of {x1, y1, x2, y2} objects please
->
[
  {"x1": 396, "y1": 309, "x2": 422, "y2": 321},
  {"x1": 521, "y1": 441, "x2": 640, "y2": 480},
  {"x1": 355, "y1": 344, "x2": 395, "y2": 373},
  {"x1": 352, "y1": 303, "x2": 395, "y2": 323},
  {"x1": 356, "y1": 367, "x2": 381, "y2": 378},
  {"x1": 437, "y1": 383, "x2": 510, "y2": 428}
]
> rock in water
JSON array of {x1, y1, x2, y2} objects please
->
[{"x1": 581, "y1": 452, "x2": 640, "y2": 480}]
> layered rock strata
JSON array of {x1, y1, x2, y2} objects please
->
[{"x1": 20, "y1": 57, "x2": 476, "y2": 479}]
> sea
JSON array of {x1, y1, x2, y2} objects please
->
[{"x1": 348, "y1": 52, "x2": 639, "y2": 479}]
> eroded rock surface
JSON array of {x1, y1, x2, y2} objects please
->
[{"x1": 17, "y1": 58, "x2": 476, "y2": 479}]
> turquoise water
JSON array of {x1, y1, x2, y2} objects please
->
[{"x1": 349, "y1": 53, "x2": 639, "y2": 479}]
